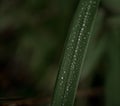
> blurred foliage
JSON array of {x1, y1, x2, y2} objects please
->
[{"x1": 0, "y1": 0, "x2": 120, "y2": 106}]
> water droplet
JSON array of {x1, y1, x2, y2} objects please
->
[
  {"x1": 83, "y1": 23, "x2": 85, "y2": 27},
  {"x1": 66, "y1": 87, "x2": 69, "y2": 91},
  {"x1": 71, "y1": 39, "x2": 74, "y2": 42},
  {"x1": 61, "y1": 77, "x2": 64, "y2": 80},
  {"x1": 83, "y1": 36, "x2": 87, "y2": 40},
  {"x1": 81, "y1": 28, "x2": 84, "y2": 31},
  {"x1": 64, "y1": 71, "x2": 66, "y2": 74},
  {"x1": 75, "y1": 49, "x2": 78, "y2": 53}
]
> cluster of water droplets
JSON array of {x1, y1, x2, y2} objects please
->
[{"x1": 61, "y1": 0, "x2": 98, "y2": 104}]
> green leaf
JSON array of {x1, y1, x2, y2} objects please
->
[{"x1": 51, "y1": 0, "x2": 100, "y2": 106}]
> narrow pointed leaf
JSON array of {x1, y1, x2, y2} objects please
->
[{"x1": 51, "y1": 0, "x2": 100, "y2": 106}]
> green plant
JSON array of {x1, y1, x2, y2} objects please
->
[{"x1": 51, "y1": 0, "x2": 100, "y2": 106}]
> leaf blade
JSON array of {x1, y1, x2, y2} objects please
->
[{"x1": 51, "y1": 0, "x2": 100, "y2": 106}]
